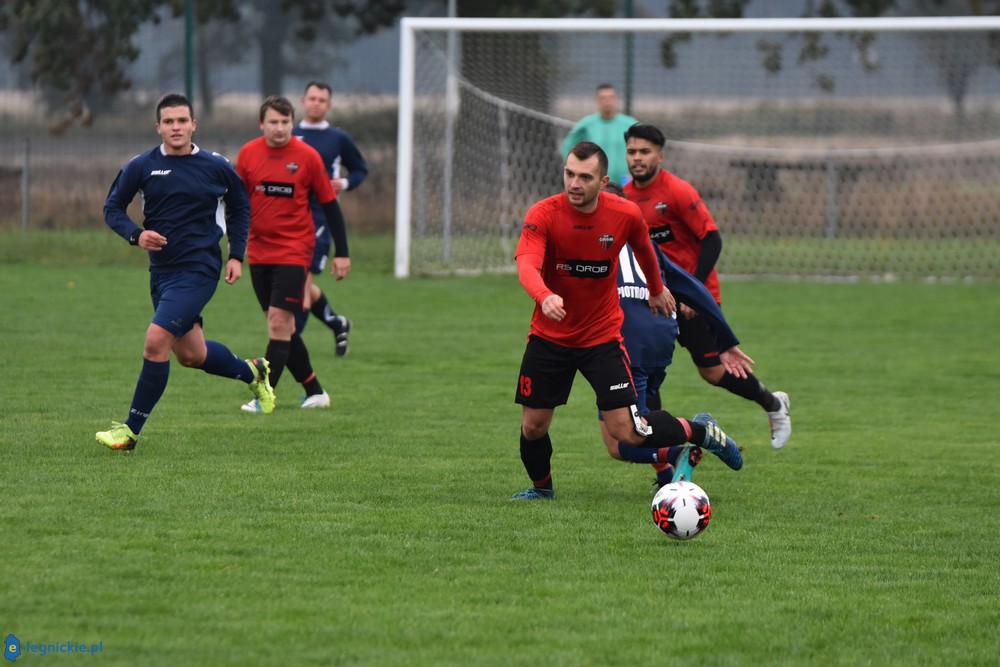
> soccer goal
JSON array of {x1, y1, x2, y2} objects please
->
[{"x1": 396, "y1": 16, "x2": 1000, "y2": 280}]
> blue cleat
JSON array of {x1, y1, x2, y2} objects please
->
[
  {"x1": 510, "y1": 486, "x2": 555, "y2": 501},
  {"x1": 693, "y1": 413, "x2": 743, "y2": 471},
  {"x1": 671, "y1": 445, "x2": 703, "y2": 483}
]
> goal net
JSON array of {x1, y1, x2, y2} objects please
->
[{"x1": 396, "y1": 17, "x2": 1000, "y2": 280}]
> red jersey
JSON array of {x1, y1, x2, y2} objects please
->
[
  {"x1": 236, "y1": 136, "x2": 336, "y2": 266},
  {"x1": 516, "y1": 191, "x2": 665, "y2": 348},
  {"x1": 624, "y1": 168, "x2": 721, "y2": 302}
]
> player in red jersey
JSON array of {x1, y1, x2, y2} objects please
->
[
  {"x1": 236, "y1": 95, "x2": 351, "y2": 412},
  {"x1": 511, "y1": 141, "x2": 744, "y2": 501},
  {"x1": 623, "y1": 123, "x2": 791, "y2": 449}
]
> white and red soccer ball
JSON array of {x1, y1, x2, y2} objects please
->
[{"x1": 651, "y1": 481, "x2": 711, "y2": 540}]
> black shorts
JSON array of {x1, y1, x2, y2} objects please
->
[
  {"x1": 515, "y1": 335, "x2": 638, "y2": 412},
  {"x1": 249, "y1": 264, "x2": 307, "y2": 313},
  {"x1": 677, "y1": 312, "x2": 721, "y2": 368}
]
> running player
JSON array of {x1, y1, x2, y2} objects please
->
[
  {"x1": 96, "y1": 93, "x2": 275, "y2": 450},
  {"x1": 294, "y1": 81, "x2": 368, "y2": 356},
  {"x1": 623, "y1": 123, "x2": 792, "y2": 449},
  {"x1": 511, "y1": 141, "x2": 744, "y2": 501},
  {"x1": 236, "y1": 95, "x2": 350, "y2": 412}
]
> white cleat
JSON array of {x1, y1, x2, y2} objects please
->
[
  {"x1": 241, "y1": 398, "x2": 265, "y2": 413},
  {"x1": 768, "y1": 391, "x2": 792, "y2": 449},
  {"x1": 300, "y1": 391, "x2": 331, "y2": 409}
]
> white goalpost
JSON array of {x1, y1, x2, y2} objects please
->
[{"x1": 396, "y1": 16, "x2": 1000, "y2": 279}]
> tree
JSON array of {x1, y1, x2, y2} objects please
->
[
  {"x1": 658, "y1": 0, "x2": 1000, "y2": 118},
  {"x1": 0, "y1": 0, "x2": 240, "y2": 132}
]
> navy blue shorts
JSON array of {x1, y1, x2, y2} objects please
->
[
  {"x1": 149, "y1": 271, "x2": 218, "y2": 337},
  {"x1": 310, "y1": 223, "x2": 331, "y2": 275},
  {"x1": 515, "y1": 335, "x2": 638, "y2": 412}
]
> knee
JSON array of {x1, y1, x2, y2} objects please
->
[
  {"x1": 174, "y1": 350, "x2": 204, "y2": 368},
  {"x1": 521, "y1": 421, "x2": 548, "y2": 441},
  {"x1": 700, "y1": 365, "x2": 725, "y2": 384}
]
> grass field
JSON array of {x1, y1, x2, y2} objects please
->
[{"x1": 1, "y1": 231, "x2": 999, "y2": 666}]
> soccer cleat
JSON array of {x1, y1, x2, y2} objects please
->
[
  {"x1": 510, "y1": 486, "x2": 555, "y2": 501},
  {"x1": 245, "y1": 357, "x2": 275, "y2": 415},
  {"x1": 671, "y1": 445, "x2": 703, "y2": 483},
  {"x1": 335, "y1": 317, "x2": 352, "y2": 357},
  {"x1": 693, "y1": 413, "x2": 743, "y2": 471},
  {"x1": 768, "y1": 391, "x2": 792, "y2": 449},
  {"x1": 96, "y1": 421, "x2": 138, "y2": 451},
  {"x1": 300, "y1": 390, "x2": 331, "y2": 409}
]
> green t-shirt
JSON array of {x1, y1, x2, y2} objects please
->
[{"x1": 561, "y1": 112, "x2": 638, "y2": 186}]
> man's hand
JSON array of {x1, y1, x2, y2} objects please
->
[
  {"x1": 224, "y1": 258, "x2": 242, "y2": 285},
  {"x1": 331, "y1": 257, "x2": 351, "y2": 280},
  {"x1": 541, "y1": 294, "x2": 566, "y2": 321},
  {"x1": 679, "y1": 303, "x2": 697, "y2": 320},
  {"x1": 648, "y1": 288, "x2": 675, "y2": 317},
  {"x1": 720, "y1": 346, "x2": 755, "y2": 379},
  {"x1": 137, "y1": 230, "x2": 167, "y2": 251}
]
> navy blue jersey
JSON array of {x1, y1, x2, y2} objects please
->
[
  {"x1": 619, "y1": 243, "x2": 739, "y2": 372},
  {"x1": 104, "y1": 145, "x2": 250, "y2": 279},
  {"x1": 295, "y1": 121, "x2": 368, "y2": 227},
  {"x1": 618, "y1": 244, "x2": 680, "y2": 371}
]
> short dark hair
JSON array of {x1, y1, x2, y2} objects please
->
[
  {"x1": 603, "y1": 181, "x2": 626, "y2": 198},
  {"x1": 304, "y1": 81, "x2": 332, "y2": 95},
  {"x1": 156, "y1": 93, "x2": 192, "y2": 122},
  {"x1": 596, "y1": 83, "x2": 616, "y2": 93},
  {"x1": 624, "y1": 122, "x2": 665, "y2": 149},
  {"x1": 569, "y1": 141, "x2": 608, "y2": 178},
  {"x1": 259, "y1": 95, "x2": 295, "y2": 122}
]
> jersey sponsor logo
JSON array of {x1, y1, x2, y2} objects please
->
[
  {"x1": 649, "y1": 224, "x2": 674, "y2": 244},
  {"x1": 259, "y1": 181, "x2": 294, "y2": 197},
  {"x1": 598, "y1": 233, "x2": 614, "y2": 250},
  {"x1": 555, "y1": 259, "x2": 611, "y2": 278},
  {"x1": 610, "y1": 382, "x2": 630, "y2": 391},
  {"x1": 286, "y1": 162, "x2": 300, "y2": 174},
  {"x1": 150, "y1": 169, "x2": 171, "y2": 176},
  {"x1": 573, "y1": 224, "x2": 594, "y2": 230},
  {"x1": 618, "y1": 285, "x2": 649, "y2": 300},
  {"x1": 655, "y1": 201, "x2": 669, "y2": 216}
]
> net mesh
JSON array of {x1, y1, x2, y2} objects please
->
[{"x1": 404, "y1": 23, "x2": 1000, "y2": 280}]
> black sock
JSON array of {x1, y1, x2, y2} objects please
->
[
  {"x1": 641, "y1": 410, "x2": 690, "y2": 448},
  {"x1": 310, "y1": 293, "x2": 340, "y2": 332},
  {"x1": 265, "y1": 339, "x2": 291, "y2": 389},
  {"x1": 287, "y1": 334, "x2": 323, "y2": 395},
  {"x1": 519, "y1": 430, "x2": 553, "y2": 490},
  {"x1": 717, "y1": 371, "x2": 778, "y2": 411}
]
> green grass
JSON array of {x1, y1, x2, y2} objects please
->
[{"x1": 1, "y1": 231, "x2": 999, "y2": 666}]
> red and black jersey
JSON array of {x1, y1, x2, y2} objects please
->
[
  {"x1": 236, "y1": 136, "x2": 336, "y2": 266},
  {"x1": 516, "y1": 191, "x2": 665, "y2": 348},
  {"x1": 625, "y1": 169, "x2": 721, "y2": 302}
]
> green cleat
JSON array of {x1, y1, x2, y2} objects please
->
[
  {"x1": 245, "y1": 357, "x2": 275, "y2": 415},
  {"x1": 96, "y1": 421, "x2": 138, "y2": 451}
]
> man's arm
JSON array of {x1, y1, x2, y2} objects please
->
[
  {"x1": 628, "y1": 222, "x2": 674, "y2": 317},
  {"x1": 339, "y1": 134, "x2": 368, "y2": 191},
  {"x1": 221, "y1": 160, "x2": 250, "y2": 263},
  {"x1": 516, "y1": 253, "x2": 564, "y2": 321},
  {"x1": 693, "y1": 230, "x2": 722, "y2": 284},
  {"x1": 321, "y1": 198, "x2": 351, "y2": 280},
  {"x1": 103, "y1": 162, "x2": 144, "y2": 244}
]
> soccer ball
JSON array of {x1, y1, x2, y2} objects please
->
[{"x1": 651, "y1": 481, "x2": 711, "y2": 540}]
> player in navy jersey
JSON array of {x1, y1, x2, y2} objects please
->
[
  {"x1": 96, "y1": 93, "x2": 275, "y2": 451},
  {"x1": 293, "y1": 81, "x2": 368, "y2": 356},
  {"x1": 599, "y1": 183, "x2": 755, "y2": 487}
]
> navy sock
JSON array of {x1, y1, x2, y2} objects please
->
[
  {"x1": 310, "y1": 293, "x2": 341, "y2": 332},
  {"x1": 616, "y1": 443, "x2": 669, "y2": 464},
  {"x1": 125, "y1": 358, "x2": 169, "y2": 435},
  {"x1": 200, "y1": 340, "x2": 253, "y2": 382},
  {"x1": 519, "y1": 430, "x2": 553, "y2": 490}
]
